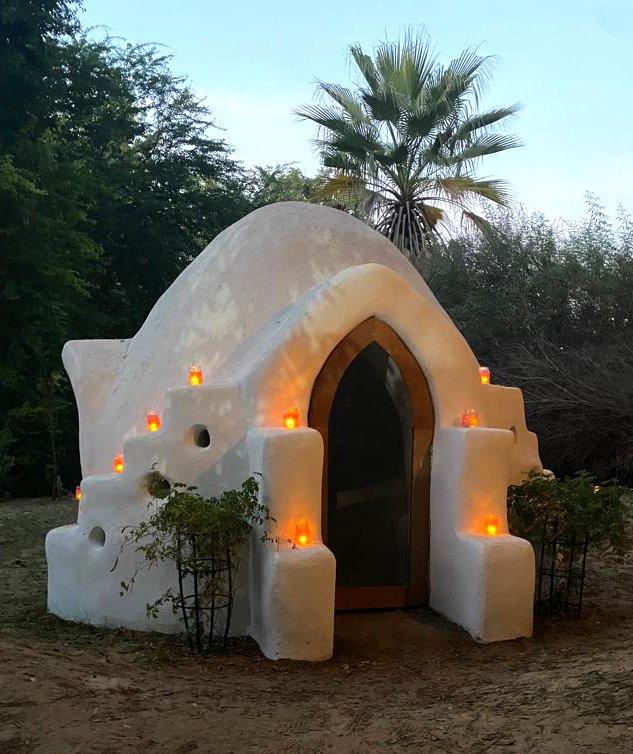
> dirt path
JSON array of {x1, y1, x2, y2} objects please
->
[{"x1": 2, "y1": 498, "x2": 633, "y2": 753}]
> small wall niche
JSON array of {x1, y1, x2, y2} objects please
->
[
  {"x1": 187, "y1": 424, "x2": 211, "y2": 448},
  {"x1": 143, "y1": 470, "x2": 170, "y2": 498},
  {"x1": 89, "y1": 526, "x2": 106, "y2": 548}
]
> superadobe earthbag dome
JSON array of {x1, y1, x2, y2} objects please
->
[{"x1": 47, "y1": 201, "x2": 542, "y2": 660}]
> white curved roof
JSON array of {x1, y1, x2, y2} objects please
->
[
  {"x1": 135, "y1": 201, "x2": 445, "y2": 370},
  {"x1": 64, "y1": 202, "x2": 459, "y2": 474}
]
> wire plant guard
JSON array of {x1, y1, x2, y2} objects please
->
[
  {"x1": 175, "y1": 531, "x2": 235, "y2": 654},
  {"x1": 120, "y1": 473, "x2": 268, "y2": 655},
  {"x1": 535, "y1": 516, "x2": 589, "y2": 619}
]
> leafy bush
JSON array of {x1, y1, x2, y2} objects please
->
[
  {"x1": 122, "y1": 472, "x2": 272, "y2": 652},
  {"x1": 508, "y1": 471, "x2": 632, "y2": 554}
]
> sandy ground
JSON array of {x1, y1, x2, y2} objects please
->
[{"x1": 2, "y1": 498, "x2": 633, "y2": 753}]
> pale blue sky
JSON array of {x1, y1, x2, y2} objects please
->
[{"x1": 81, "y1": 0, "x2": 633, "y2": 222}]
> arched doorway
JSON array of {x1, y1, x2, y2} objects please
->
[{"x1": 309, "y1": 317, "x2": 434, "y2": 610}]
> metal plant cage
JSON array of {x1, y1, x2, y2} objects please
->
[
  {"x1": 175, "y1": 533, "x2": 235, "y2": 654},
  {"x1": 535, "y1": 518, "x2": 589, "y2": 619}
]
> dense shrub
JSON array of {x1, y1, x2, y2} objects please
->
[
  {"x1": 508, "y1": 471, "x2": 632, "y2": 554},
  {"x1": 429, "y1": 196, "x2": 633, "y2": 481}
]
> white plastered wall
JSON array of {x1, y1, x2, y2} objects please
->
[{"x1": 46, "y1": 202, "x2": 541, "y2": 659}]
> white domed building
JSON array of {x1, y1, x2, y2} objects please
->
[{"x1": 46, "y1": 202, "x2": 540, "y2": 660}]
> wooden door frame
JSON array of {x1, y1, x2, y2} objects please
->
[{"x1": 308, "y1": 317, "x2": 434, "y2": 609}]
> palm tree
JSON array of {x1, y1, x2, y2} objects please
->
[{"x1": 295, "y1": 30, "x2": 521, "y2": 270}]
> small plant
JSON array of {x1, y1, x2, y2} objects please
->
[
  {"x1": 508, "y1": 470, "x2": 631, "y2": 554},
  {"x1": 121, "y1": 471, "x2": 272, "y2": 653},
  {"x1": 508, "y1": 470, "x2": 632, "y2": 617}
]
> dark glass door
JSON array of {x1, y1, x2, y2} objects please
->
[
  {"x1": 308, "y1": 317, "x2": 433, "y2": 611},
  {"x1": 328, "y1": 343, "x2": 412, "y2": 606}
]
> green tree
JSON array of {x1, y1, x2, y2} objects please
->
[
  {"x1": 0, "y1": 13, "x2": 254, "y2": 496},
  {"x1": 296, "y1": 29, "x2": 521, "y2": 271},
  {"x1": 0, "y1": 0, "x2": 78, "y2": 148},
  {"x1": 246, "y1": 164, "x2": 318, "y2": 206},
  {"x1": 0, "y1": 1, "x2": 97, "y2": 496}
]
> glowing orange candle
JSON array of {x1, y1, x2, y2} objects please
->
[
  {"x1": 462, "y1": 409, "x2": 479, "y2": 428},
  {"x1": 113, "y1": 454, "x2": 124, "y2": 474},
  {"x1": 284, "y1": 406, "x2": 299, "y2": 430},
  {"x1": 296, "y1": 519, "x2": 310, "y2": 546},
  {"x1": 75, "y1": 485, "x2": 82, "y2": 502},
  {"x1": 188, "y1": 366, "x2": 203, "y2": 386},
  {"x1": 479, "y1": 366, "x2": 491, "y2": 385},
  {"x1": 485, "y1": 515, "x2": 500, "y2": 536},
  {"x1": 146, "y1": 410, "x2": 161, "y2": 432}
]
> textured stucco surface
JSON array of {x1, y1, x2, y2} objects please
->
[{"x1": 47, "y1": 202, "x2": 542, "y2": 659}]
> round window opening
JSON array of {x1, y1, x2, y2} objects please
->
[
  {"x1": 89, "y1": 526, "x2": 106, "y2": 548},
  {"x1": 190, "y1": 424, "x2": 211, "y2": 448}
]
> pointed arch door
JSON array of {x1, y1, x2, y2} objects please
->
[{"x1": 309, "y1": 317, "x2": 434, "y2": 610}]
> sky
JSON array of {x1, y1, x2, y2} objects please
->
[{"x1": 80, "y1": 0, "x2": 633, "y2": 223}]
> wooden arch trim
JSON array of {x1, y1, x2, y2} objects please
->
[{"x1": 308, "y1": 317, "x2": 435, "y2": 608}]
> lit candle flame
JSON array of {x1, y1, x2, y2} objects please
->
[
  {"x1": 479, "y1": 366, "x2": 491, "y2": 385},
  {"x1": 188, "y1": 366, "x2": 203, "y2": 386},
  {"x1": 284, "y1": 407, "x2": 299, "y2": 430},
  {"x1": 146, "y1": 411, "x2": 161, "y2": 432},
  {"x1": 462, "y1": 409, "x2": 479, "y2": 428},
  {"x1": 485, "y1": 515, "x2": 499, "y2": 536},
  {"x1": 113, "y1": 454, "x2": 124, "y2": 474},
  {"x1": 296, "y1": 519, "x2": 310, "y2": 546}
]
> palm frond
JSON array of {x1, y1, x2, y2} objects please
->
[
  {"x1": 404, "y1": 66, "x2": 476, "y2": 142},
  {"x1": 319, "y1": 149, "x2": 362, "y2": 172},
  {"x1": 327, "y1": 131, "x2": 384, "y2": 160},
  {"x1": 420, "y1": 203, "x2": 444, "y2": 228},
  {"x1": 451, "y1": 105, "x2": 522, "y2": 141},
  {"x1": 404, "y1": 86, "x2": 459, "y2": 141},
  {"x1": 360, "y1": 91, "x2": 401, "y2": 124},
  {"x1": 375, "y1": 142, "x2": 409, "y2": 168},
  {"x1": 445, "y1": 48, "x2": 494, "y2": 105},
  {"x1": 294, "y1": 103, "x2": 360, "y2": 134},
  {"x1": 315, "y1": 82, "x2": 368, "y2": 124},
  {"x1": 311, "y1": 174, "x2": 384, "y2": 220},
  {"x1": 436, "y1": 176, "x2": 513, "y2": 205},
  {"x1": 394, "y1": 31, "x2": 435, "y2": 101},
  {"x1": 349, "y1": 44, "x2": 381, "y2": 92},
  {"x1": 311, "y1": 173, "x2": 364, "y2": 202},
  {"x1": 461, "y1": 209, "x2": 493, "y2": 232},
  {"x1": 449, "y1": 133, "x2": 523, "y2": 163}
]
